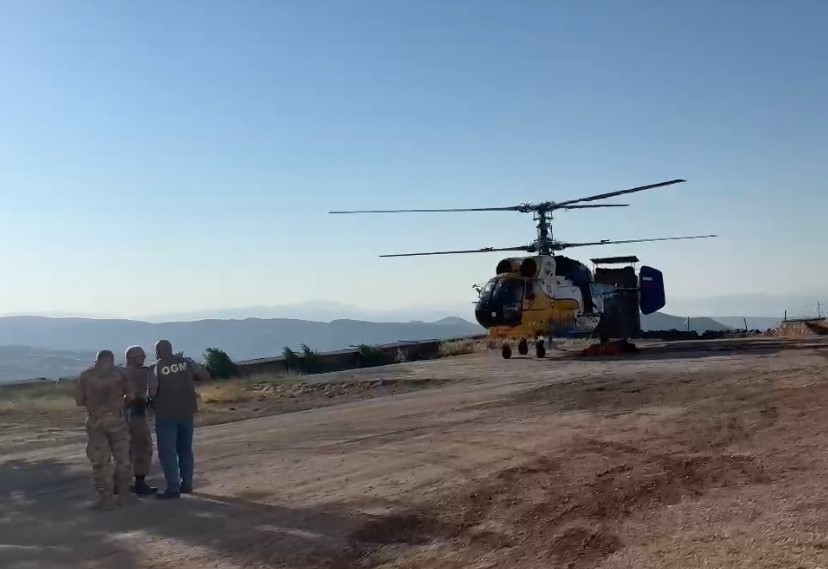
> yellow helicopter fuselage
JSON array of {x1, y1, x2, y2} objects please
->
[
  {"x1": 481, "y1": 273, "x2": 582, "y2": 341},
  {"x1": 473, "y1": 255, "x2": 602, "y2": 354}
]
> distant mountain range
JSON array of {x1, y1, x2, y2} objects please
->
[
  {"x1": 0, "y1": 310, "x2": 783, "y2": 383},
  {"x1": 0, "y1": 345, "x2": 97, "y2": 383},
  {"x1": 708, "y1": 316, "x2": 782, "y2": 331},
  {"x1": 665, "y1": 292, "x2": 825, "y2": 321},
  {"x1": 131, "y1": 301, "x2": 474, "y2": 324},
  {"x1": 0, "y1": 314, "x2": 482, "y2": 367},
  {"x1": 641, "y1": 313, "x2": 781, "y2": 332}
]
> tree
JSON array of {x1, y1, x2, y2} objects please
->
[
  {"x1": 282, "y1": 346, "x2": 302, "y2": 373},
  {"x1": 203, "y1": 348, "x2": 238, "y2": 379},
  {"x1": 299, "y1": 343, "x2": 323, "y2": 373},
  {"x1": 356, "y1": 344, "x2": 394, "y2": 367},
  {"x1": 281, "y1": 344, "x2": 323, "y2": 374}
]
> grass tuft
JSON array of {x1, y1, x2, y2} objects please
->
[
  {"x1": 0, "y1": 381, "x2": 77, "y2": 413},
  {"x1": 197, "y1": 370, "x2": 306, "y2": 405},
  {"x1": 438, "y1": 339, "x2": 479, "y2": 357}
]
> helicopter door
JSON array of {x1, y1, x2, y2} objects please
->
[
  {"x1": 495, "y1": 278, "x2": 523, "y2": 326},
  {"x1": 524, "y1": 280, "x2": 537, "y2": 305}
]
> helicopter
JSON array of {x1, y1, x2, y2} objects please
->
[{"x1": 329, "y1": 179, "x2": 717, "y2": 359}]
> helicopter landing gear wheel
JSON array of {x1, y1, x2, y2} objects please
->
[
  {"x1": 517, "y1": 339, "x2": 528, "y2": 355},
  {"x1": 535, "y1": 339, "x2": 546, "y2": 358},
  {"x1": 501, "y1": 345, "x2": 512, "y2": 359}
]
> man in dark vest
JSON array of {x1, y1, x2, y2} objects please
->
[{"x1": 148, "y1": 339, "x2": 210, "y2": 500}]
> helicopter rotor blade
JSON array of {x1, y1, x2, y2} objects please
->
[
  {"x1": 331, "y1": 203, "x2": 630, "y2": 214},
  {"x1": 329, "y1": 206, "x2": 521, "y2": 214},
  {"x1": 378, "y1": 245, "x2": 534, "y2": 258},
  {"x1": 554, "y1": 179, "x2": 686, "y2": 208},
  {"x1": 559, "y1": 204, "x2": 630, "y2": 210},
  {"x1": 555, "y1": 234, "x2": 717, "y2": 250}
]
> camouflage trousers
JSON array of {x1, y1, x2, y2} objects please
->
[
  {"x1": 128, "y1": 415, "x2": 153, "y2": 477},
  {"x1": 85, "y1": 413, "x2": 132, "y2": 496}
]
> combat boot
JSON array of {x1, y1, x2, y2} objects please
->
[
  {"x1": 89, "y1": 492, "x2": 116, "y2": 511},
  {"x1": 131, "y1": 476, "x2": 158, "y2": 496},
  {"x1": 115, "y1": 472, "x2": 135, "y2": 504}
]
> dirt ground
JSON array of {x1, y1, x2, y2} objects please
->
[{"x1": 3, "y1": 339, "x2": 828, "y2": 568}]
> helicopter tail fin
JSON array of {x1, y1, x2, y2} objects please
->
[{"x1": 639, "y1": 266, "x2": 666, "y2": 315}]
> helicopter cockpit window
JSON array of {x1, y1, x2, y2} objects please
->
[
  {"x1": 480, "y1": 279, "x2": 498, "y2": 301},
  {"x1": 495, "y1": 279, "x2": 523, "y2": 304}
]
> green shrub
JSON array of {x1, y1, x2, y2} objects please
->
[
  {"x1": 281, "y1": 344, "x2": 325, "y2": 374},
  {"x1": 203, "y1": 348, "x2": 238, "y2": 379},
  {"x1": 282, "y1": 346, "x2": 303, "y2": 373},
  {"x1": 356, "y1": 344, "x2": 395, "y2": 368},
  {"x1": 299, "y1": 343, "x2": 324, "y2": 373}
]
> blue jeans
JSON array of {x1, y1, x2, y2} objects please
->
[{"x1": 154, "y1": 418, "x2": 194, "y2": 493}]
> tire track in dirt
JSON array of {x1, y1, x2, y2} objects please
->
[
  {"x1": 334, "y1": 444, "x2": 772, "y2": 569},
  {"x1": 332, "y1": 365, "x2": 785, "y2": 569}
]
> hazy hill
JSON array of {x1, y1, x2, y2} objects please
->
[
  {"x1": 641, "y1": 312, "x2": 729, "y2": 332},
  {"x1": 664, "y1": 292, "x2": 825, "y2": 321},
  {"x1": 130, "y1": 302, "x2": 472, "y2": 324},
  {"x1": 0, "y1": 315, "x2": 486, "y2": 382},
  {"x1": 0, "y1": 315, "x2": 484, "y2": 363},
  {"x1": 0, "y1": 345, "x2": 96, "y2": 382},
  {"x1": 0, "y1": 311, "x2": 773, "y2": 383},
  {"x1": 711, "y1": 316, "x2": 781, "y2": 331}
]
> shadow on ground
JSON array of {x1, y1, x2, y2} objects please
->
[
  {"x1": 0, "y1": 458, "x2": 364, "y2": 569},
  {"x1": 560, "y1": 344, "x2": 786, "y2": 363}
]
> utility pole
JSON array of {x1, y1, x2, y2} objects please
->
[{"x1": 819, "y1": 301, "x2": 822, "y2": 319}]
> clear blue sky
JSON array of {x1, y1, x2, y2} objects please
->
[{"x1": 1, "y1": 0, "x2": 826, "y2": 318}]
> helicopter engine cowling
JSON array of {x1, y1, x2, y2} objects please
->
[
  {"x1": 519, "y1": 257, "x2": 541, "y2": 278},
  {"x1": 496, "y1": 258, "x2": 522, "y2": 274}
]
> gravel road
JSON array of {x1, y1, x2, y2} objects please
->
[{"x1": 3, "y1": 341, "x2": 828, "y2": 568}]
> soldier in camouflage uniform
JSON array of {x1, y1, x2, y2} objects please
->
[
  {"x1": 120, "y1": 345, "x2": 158, "y2": 496},
  {"x1": 74, "y1": 349, "x2": 138, "y2": 510}
]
